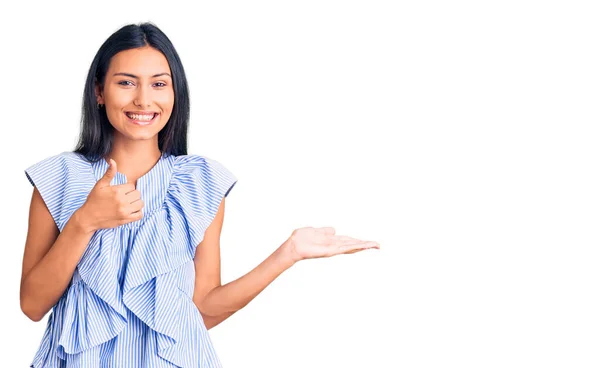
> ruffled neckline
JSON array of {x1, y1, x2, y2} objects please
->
[
  {"x1": 28, "y1": 152, "x2": 236, "y2": 367},
  {"x1": 91, "y1": 153, "x2": 174, "y2": 187}
]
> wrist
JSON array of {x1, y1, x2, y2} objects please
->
[
  {"x1": 71, "y1": 207, "x2": 96, "y2": 235},
  {"x1": 275, "y1": 238, "x2": 300, "y2": 269}
]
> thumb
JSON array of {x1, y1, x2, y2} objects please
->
[{"x1": 100, "y1": 158, "x2": 117, "y2": 184}]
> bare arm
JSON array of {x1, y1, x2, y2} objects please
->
[
  {"x1": 192, "y1": 198, "x2": 294, "y2": 329},
  {"x1": 21, "y1": 161, "x2": 144, "y2": 322},
  {"x1": 20, "y1": 187, "x2": 95, "y2": 322},
  {"x1": 193, "y1": 198, "x2": 379, "y2": 330},
  {"x1": 201, "y1": 247, "x2": 292, "y2": 329}
]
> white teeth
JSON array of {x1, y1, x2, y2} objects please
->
[{"x1": 126, "y1": 113, "x2": 156, "y2": 121}]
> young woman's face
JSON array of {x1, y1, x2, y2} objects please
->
[{"x1": 96, "y1": 46, "x2": 175, "y2": 142}]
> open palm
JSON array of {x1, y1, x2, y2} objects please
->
[{"x1": 286, "y1": 226, "x2": 379, "y2": 263}]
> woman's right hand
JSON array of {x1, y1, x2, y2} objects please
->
[{"x1": 77, "y1": 159, "x2": 144, "y2": 233}]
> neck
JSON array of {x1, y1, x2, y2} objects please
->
[{"x1": 106, "y1": 136, "x2": 163, "y2": 181}]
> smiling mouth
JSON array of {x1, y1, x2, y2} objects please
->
[{"x1": 124, "y1": 112, "x2": 159, "y2": 125}]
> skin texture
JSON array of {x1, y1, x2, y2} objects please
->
[
  {"x1": 20, "y1": 46, "x2": 380, "y2": 329},
  {"x1": 95, "y1": 45, "x2": 174, "y2": 186}
]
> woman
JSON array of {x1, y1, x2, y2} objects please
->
[{"x1": 20, "y1": 22, "x2": 379, "y2": 367}]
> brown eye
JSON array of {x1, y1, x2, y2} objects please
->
[
  {"x1": 118, "y1": 80, "x2": 134, "y2": 86},
  {"x1": 154, "y1": 82, "x2": 167, "y2": 87}
]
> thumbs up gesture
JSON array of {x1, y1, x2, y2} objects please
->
[{"x1": 77, "y1": 159, "x2": 145, "y2": 233}]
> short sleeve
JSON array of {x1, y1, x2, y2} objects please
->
[
  {"x1": 25, "y1": 153, "x2": 68, "y2": 229},
  {"x1": 168, "y1": 154, "x2": 238, "y2": 249},
  {"x1": 24, "y1": 152, "x2": 93, "y2": 232},
  {"x1": 202, "y1": 156, "x2": 238, "y2": 199}
]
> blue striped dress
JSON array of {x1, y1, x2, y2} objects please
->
[{"x1": 24, "y1": 151, "x2": 237, "y2": 368}]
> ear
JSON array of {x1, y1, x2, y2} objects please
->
[{"x1": 94, "y1": 82, "x2": 105, "y2": 105}]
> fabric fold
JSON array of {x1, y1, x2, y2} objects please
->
[
  {"x1": 121, "y1": 154, "x2": 237, "y2": 366},
  {"x1": 25, "y1": 152, "x2": 127, "y2": 360},
  {"x1": 168, "y1": 154, "x2": 238, "y2": 251},
  {"x1": 24, "y1": 151, "x2": 95, "y2": 232},
  {"x1": 27, "y1": 152, "x2": 236, "y2": 367},
  {"x1": 58, "y1": 229, "x2": 128, "y2": 356}
]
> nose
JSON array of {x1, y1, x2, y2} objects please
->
[{"x1": 134, "y1": 85, "x2": 151, "y2": 107}]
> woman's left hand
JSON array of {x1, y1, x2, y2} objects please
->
[{"x1": 282, "y1": 226, "x2": 379, "y2": 264}]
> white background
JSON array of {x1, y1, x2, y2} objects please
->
[{"x1": 0, "y1": 0, "x2": 598, "y2": 367}]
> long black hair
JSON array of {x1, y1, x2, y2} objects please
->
[{"x1": 74, "y1": 22, "x2": 190, "y2": 162}]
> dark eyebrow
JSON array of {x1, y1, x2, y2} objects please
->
[{"x1": 113, "y1": 72, "x2": 171, "y2": 79}]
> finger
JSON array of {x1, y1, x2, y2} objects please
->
[
  {"x1": 334, "y1": 235, "x2": 371, "y2": 245},
  {"x1": 317, "y1": 235, "x2": 349, "y2": 247},
  {"x1": 125, "y1": 190, "x2": 142, "y2": 203},
  {"x1": 344, "y1": 246, "x2": 380, "y2": 254},
  {"x1": 100, "y1": 158, "x2": 117, "y2": 185},
  {"x1": 127, "y1": 209, "x2": 144, "y2": 222},
  {"x1": 338, "y1": 241, "x2": 379, "y2": 254},
  {"x1": 129, "y1": 199, "x2": 144, "y2": 213},
  {"x1": 115, "y1": 182, "x2": 137, "y2": 194}
]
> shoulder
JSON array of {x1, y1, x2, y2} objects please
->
[
  {"x1": 172, "y1": 153, "x2": 228, "y2": 169},
  {"x1": 25, "y1": 151, "x2": 87, "y2": 171},
  {"x1": 172, "y1": 154, "x2": 236, "y2": 179},
  {"x1": 25, "y1": 151, "x2": 86, "y2": 185},
  {"x1": 24, "y1": 151, "x2": 90, "y2": 231},
  {"x1": 165, "y1": 154, "x2": 238, "y2": 248},
  {"x1": 170, "y1": 153, "x2": 238, "y2": 198}
]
